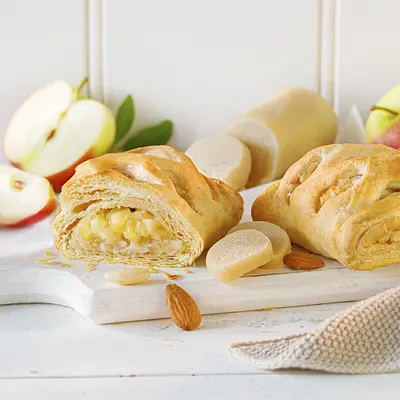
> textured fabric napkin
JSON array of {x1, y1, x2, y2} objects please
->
[{"x1": 230, "y1": 285, "x2": 400, "y2": 374}]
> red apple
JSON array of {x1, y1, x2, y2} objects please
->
[
  {"x1": 0, "y1": 164, "x2": 57, "y2": 228},
  {"x1": 2, "y1": 80, "x2": 116, "y2": 192},
  {"x1": 372, "y1": 117, "x2": 400, "y2": 149},
  {"x1": 365, "y1": 84, "x2": 400, "y2": 147}
]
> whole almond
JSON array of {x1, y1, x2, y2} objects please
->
[
  {"x1": 283, "y1": 252, "x2": 325, "y2": 270},
  {"x1": 165, "y1": 284, "x2": 202, "y2": 331}
]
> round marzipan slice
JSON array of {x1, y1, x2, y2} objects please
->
[
  {"x1": 229, "y1": 221, "x2": 291, "y2": 269},
  {"x1": 206, "y1": 229, "x2": 273, "y2": 283},
  {"x1": 186, "y1": 135, "x2": 251, "y2": 191}
]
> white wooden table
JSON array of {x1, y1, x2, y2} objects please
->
[{"x1": 1, "y1": 215, "x2": 400, "y2": 399}]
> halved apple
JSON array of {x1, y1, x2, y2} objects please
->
[
  {"x1": 3, "y1": 79, "x2": 116, "y2": 191},
  {"x1": 0, "y1": 164, "x2": 57, "y2": 227}
]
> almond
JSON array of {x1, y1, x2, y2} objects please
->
[
  {"x1": 165, "y1": 284, "x2": 202, "y2": 331},
  {"x1": 104, "y1": 268, "x2": 151, "y2": 285},
  {"x1": 283, "y1": 252, "x2": 325, "y2": 270}
]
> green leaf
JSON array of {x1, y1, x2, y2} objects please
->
[
  {"x1": 115, "y1": 95, "x2": 135, "y2": 144},
  {"x1": 120, "y1": 120, "x2": 173, "y2": 151}
]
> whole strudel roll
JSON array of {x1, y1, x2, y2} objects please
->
[
  {"x1": 252, "y1": 144, "x2": 400, "y2": 270},
  {"x1": 53, "y1": 146, "x2": 243, "y2": 268}
]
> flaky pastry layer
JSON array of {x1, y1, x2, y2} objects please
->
[{"x1": 53, "y1": 146, "x2": 243, "y2": 268}]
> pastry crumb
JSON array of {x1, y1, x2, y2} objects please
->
[
  {"x1": 45, "y1": 251, "x2": 56, "y2": 257},
  {"x1": 35, "y1": 257, "x2": 59, "y2": 265},
  {"x1": 182, "y1": 269, "x2": 193, "y2": 274},
  {"x1": 148, "y1": 267, "x2": 180, "y2": 281},
  {"x1": 61, "y1": 263, "x2": 71, "y2": 269},
  {"x1": 166, "y1": 273, "x2": 180, "y2": 281},
  {"x1": 160, "y1": 270, "x2": 180, "y2": 281},
  {"x1": 85, "y1": 263, "x2": 97, "y2": 272}
]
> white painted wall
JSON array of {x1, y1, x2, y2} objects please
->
[
  {"x1": 0, "y1": 0, "x2": 399, "y2": 162},
  {"x1": 0, "y1": 0, "x2": 87, "y2": 162},
  {"x1": 334, "y1": 0, "x2": 400, "y2": 120},
  {"x1": 103, "y1": 0, "x2": 320, "y2": 151}
]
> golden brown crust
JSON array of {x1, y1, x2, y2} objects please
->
[
  {"x1": 252, "y1": 144, "x2": 400, "y2": 270},
  {"x1": 53, "y1": 145, "x2": 244, "y2": 267}
]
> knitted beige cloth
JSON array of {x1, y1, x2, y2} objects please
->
[{"x1": 230, "y1": 285, "x2": 400, "y2": 374}]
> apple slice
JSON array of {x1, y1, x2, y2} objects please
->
[
  {"x1": 3, "y1": 79, "x2": 116, "y2": 191},
  {"x1": 0, "y1": 164, "x2": 57, "y2": 228}
]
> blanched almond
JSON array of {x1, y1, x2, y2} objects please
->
[{"x1": 104, "y1": 268, "x2": 151, "y2": 285}]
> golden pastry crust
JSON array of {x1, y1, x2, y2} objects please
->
[
  {"x1": 53, "y1": 145, "x2": 244, "y2": 268},
  {"x1": 252, "y1": 143, "x2": 400, "y2": 270}
]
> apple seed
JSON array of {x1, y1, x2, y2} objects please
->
[
  {"x1": 46, "y1": 129, "x2": 56, "y2": 142},
  {"x1": 11, "y1": 179, "x2": 25, "y2": 191}
]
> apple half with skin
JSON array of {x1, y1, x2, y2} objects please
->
[
  {"x1": 365, "y1": 84, "x2": 400, "y2": 148},
  {"x1": 3, "y1": 79, "x2": 116, "y2": 192},
  {"x1": 0, "y1": 164, "x2": 57, "y2": 227}
]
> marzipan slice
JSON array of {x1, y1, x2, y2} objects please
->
[
  {"x1": 229, "y1": 221, "x2": 291, "y2": 269},
  {"x1": 206, "y1": 229, "x2": 273, "y2": 283},
  {"x1": 186, "y1": 135, "x2": 251, "y2": 191}
]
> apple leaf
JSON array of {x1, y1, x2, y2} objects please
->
[
  {"x1": 120, "y1": 120, "x2": 173, "y2": 151},
  {"x1": 115, "y1": 95, "x2": 135, "y2": 144}
]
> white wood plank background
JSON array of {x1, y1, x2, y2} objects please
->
[
  {"x1": 0, "y1": 302, "x2": 346, "y2": 378},
  {"x1": 0, "y1": 302, "x2": 400, "y2": 399},
  {"x1": 1, "y1": 374, "x2": 399, "y2": 400},
  {"x1": 1, "y1": 0, "x2": 400, "y2": 155},
  {"x1": 334, "y1": 0, "x2": 400, "y2": 121},
  {"x1": 102, "y1": 0, "x2": 320, "y2": 151},
  {"x1": 0, "y1": 0, "x2": 87, "y2": 163}
]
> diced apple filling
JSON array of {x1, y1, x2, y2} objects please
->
[{"x1": 76, "y1": 207, "x2": 183, "y2": 255}]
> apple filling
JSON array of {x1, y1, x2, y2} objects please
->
[
  {"x1": 75, "y1": 208, "x2": 184, "y2": 255},
  {"x1": 360, "y1": 221, "x2": 400, "y2": 248}
]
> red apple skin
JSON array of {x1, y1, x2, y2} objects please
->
[
  {"x1": 46, "y1": 149, "x2": 94, "y2": 192},
  {"x1": 0, "y1": 194, "x2": 57, "y2": 229},
  {"x1": 372, "y1": 122, "x2": 400, "y2": 149},
  {"x1": 11, "y1": 149, "x2": 94, "y2": 193}
]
